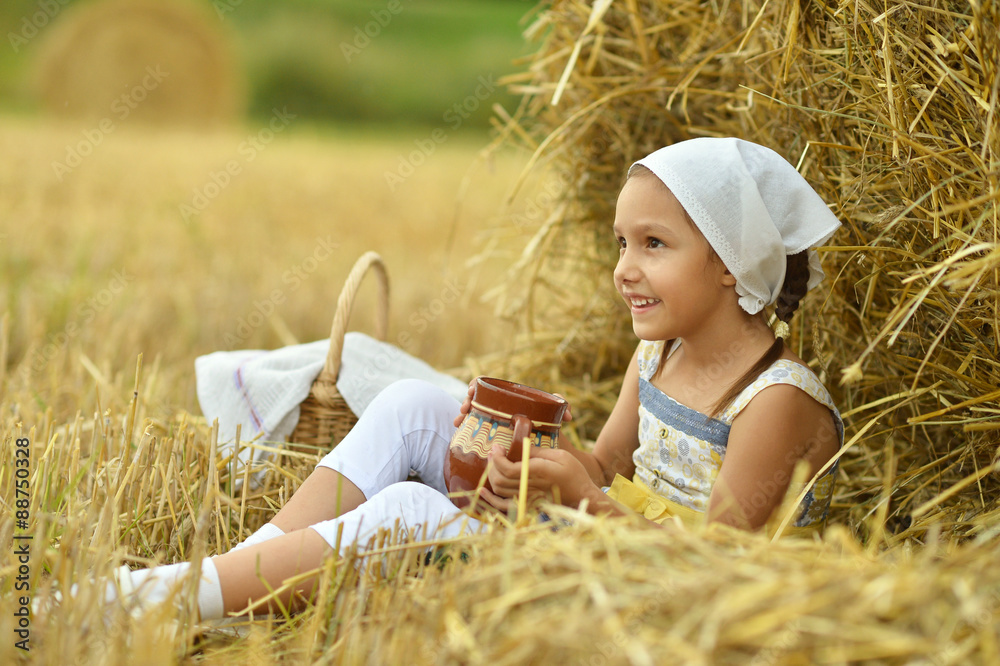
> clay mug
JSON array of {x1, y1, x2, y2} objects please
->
[{"x1": 443, "y1": 377, "x2": 568, "y2": 510}]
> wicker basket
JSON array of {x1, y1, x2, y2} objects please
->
[{"x1": 289, "y1": 251, "x2": 389, "y2": 448}]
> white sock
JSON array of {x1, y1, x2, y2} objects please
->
[
  {"x1": 114, "y1": 561, "x2": 188, "y2": 612},
  {"x1": 197, "y1": 558, "x2": 224, "y2": 621},
  {"x1": 233, "y1": 523, "x2": 284, "y2": 551},
  {"x1": 115, "y1": 559, "x2": 225, "y2": 621}
]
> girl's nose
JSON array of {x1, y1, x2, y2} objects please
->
[{"x1": 614, "y1": 249, "x2": 638, "y2": 285}]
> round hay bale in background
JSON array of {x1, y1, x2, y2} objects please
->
[{"x1": 32, "y1": 0, "x2": 242, "y2": 125}]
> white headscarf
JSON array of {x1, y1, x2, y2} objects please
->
[{"x1": 630, "y1": 138, "x2": 841, "y2": 315}]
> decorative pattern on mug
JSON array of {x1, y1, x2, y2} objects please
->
[{"x1": 451, "y1": 412, "x2": 558, "y2": 458}]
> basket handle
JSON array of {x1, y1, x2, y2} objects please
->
[{"x1": 321, "y1": 251, "x2": 389, "y2": 380}]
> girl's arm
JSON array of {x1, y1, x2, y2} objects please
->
[
  {"x1": 562, "y1": 345, "x2": 642, "y2": 487},
  {"x1": 707, "y1": 383, "x2": 840, "y2": 530},
  {"x1": 481, "y1": 346, "x2": 644, "y2": 512}
]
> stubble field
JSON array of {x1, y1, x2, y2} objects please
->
[
  {"x1": 0, "y1": 115, "x2": 536, "y2": 663},
  {"x1": 2, "y1": 116, "x2": 529, "y2": 400},
  {"x1": 5, "y1": 108, "x2": 1000, "y2": 664}
]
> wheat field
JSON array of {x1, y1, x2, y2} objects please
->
[
  {"x1": 5, "y1": 90, "x2": 1000, "y2": 661},
  {"x1": 1, "y1": 115, "x2": 534, "y2": 375},
  {"x1": 0, "y1": 115, "x2": 536, "y2": 663}
]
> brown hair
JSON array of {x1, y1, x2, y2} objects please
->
[{"x1": 706, "y1": 251, "x2": 811, "y2": 419}]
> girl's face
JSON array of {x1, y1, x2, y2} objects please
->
[{"x1": 613, "y1": 174, "x2": 737, "y2": 341}]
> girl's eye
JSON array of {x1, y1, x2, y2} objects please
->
[
  {"x1": 649, "y1": 237, "x2": 665, "y2": 248},
  {"x1": 617, "y1": 236, "x2": 627, "y2": 249}
]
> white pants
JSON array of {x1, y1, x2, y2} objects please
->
[{"x1": 308, "y1": 379, "x2": 483, "y2": 553}]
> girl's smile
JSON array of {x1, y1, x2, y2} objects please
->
[
  {"x1": 613, "y1": 171, "x2": 736, "y2": 342},
  {"x1": 623, "y1": 293, "x2": 661, "y2": 315}
]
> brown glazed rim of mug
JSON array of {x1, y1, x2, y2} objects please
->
[
  {"x1": 473, "y1": 377, "x2": 567, "y2": 426},
  {"x1": 468, "y1": 401, "x2": 562, "y2": 429}
]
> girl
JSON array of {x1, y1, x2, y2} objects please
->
[{"x1": 101, "y1": 137, "x2": 844, "y2": 622}]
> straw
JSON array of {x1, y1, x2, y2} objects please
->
[{"x1": 474, "y1": 0, "x2": 1000, "y2": 544}]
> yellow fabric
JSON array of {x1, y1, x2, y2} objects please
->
[
  {"x1": 606, "y1": 473, "x2": 821, "y2": 538},
  {"x1": 607, "y1": 474, "x2": 703, "y2": 526}
]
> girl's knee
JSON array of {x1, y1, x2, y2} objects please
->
[
  {"x1": 371, "y1": 379, "x2": 460, "y2": 424},
  {"x1": 369, "y1": 481, "x2": 451, "y2": 509},
  {"x1": 308, "y1": 481, "x2": 466, "y2": 550},
  {"x1": 366, "y1": 482, "x2": 475, "y2": 538},
  {"x1": 377, "y1": 378, "x2": 455, "y2": 406}
]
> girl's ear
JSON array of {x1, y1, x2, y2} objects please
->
[{"x1": 720, "y1": 267, "x2": 738, "y2": 287}]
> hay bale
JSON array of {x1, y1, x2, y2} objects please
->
[
  {"x1": 479, "y1": 0, "x2": 1000, "y2": 541},
  {"x1": 33, "y1": 0, "x2": 242, "y2": 124}
]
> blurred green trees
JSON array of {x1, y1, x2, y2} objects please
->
[{"x1": 0, "y1": 0, "x2": 533, "y2": 129}]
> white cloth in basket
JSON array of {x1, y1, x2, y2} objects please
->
[{"x1": 195, "y1": 332, "x2": 469, "y2": 477}]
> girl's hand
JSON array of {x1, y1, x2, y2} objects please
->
[
  {"x1": 476, "y1": 485, "x2": 513, "y2": 513},
  {"x1": 453, "y1": 378, "x2": 479, "y2": 428},
  {"x1": 480, "y1": 443, "x2": 595, "y2": 511},
  {"x1": 553, "y1": 394, "x2": 574, "y2": 424}
]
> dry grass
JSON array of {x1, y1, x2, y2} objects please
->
[
  {"x1": 5, "y1": 0, "x2": 1000, "y2": 662},
  {"x1": 0, "y1": 116, "x2": 530, "y2": 663},
  {"x1": 480, "y1": 0, "x2": 1000, "y2": 545}
]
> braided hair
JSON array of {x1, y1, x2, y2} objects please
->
[
  {"x1": 707, "y1": 251, "x2": 811, "y2": 418},
  {"x1": 775, "y1": 251, "x2": 811, "y2": 328}
]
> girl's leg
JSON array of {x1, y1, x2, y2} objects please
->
[
  {"x1": 77, "y1": 381, "x2": 466, "y2": 619},
  {"x1": 255, "y1": 379, "x2": 460, "y2": 536},
  {"x1": 268, "y1": 468, "x2": 366, "y2": 534},
  {"x1": 212, "y1": 482, "x2": 480, "y2": 616},
  {"x1": 215, "y1": 529, "x2": 331, "y2": 614}
]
